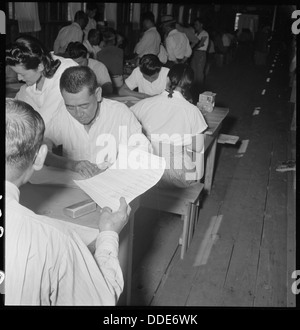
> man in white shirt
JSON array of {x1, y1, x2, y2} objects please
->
[
  {"x1": 53, "y1": 11, "x2": 88, "y2": 55},
  {"x1": 190, "y1": 18, "x2": 209, "y2": 93},
  {"x1": 5, "y1": 97, "x2": 130, "y2": 305},
  {"x1": 84, "y1": 3, "x2": 98, "y2": 41},
  {"x1": 44, "y1": 66, "x2": 151, "y2": 178},
  {"x1": 83, "y1": 29, "x2": 102, "y2": 59},
  {"x1": 161, "y1": 16, "x2": 192, "y2": 68},
  {"x1": 66, "y1": 41, "x2": 113, "y2": 96},
  {"x1": 134, "y1": 11, "x2": 161, "y2": 59},
  {"x1": 119, "y1": 54, "x2": 169, "y2": 99}
]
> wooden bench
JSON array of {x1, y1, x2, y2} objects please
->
[{"x1": 139, "y1": 181, "x2": 204, "y2": 259}]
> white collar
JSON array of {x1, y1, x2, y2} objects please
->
[
  {"x1": 163, "y1": 90, "x2": 185, "y2": 99},
  {"x1": 146, "y1": 26, "x2": 157, "y2": 32},
  {"x1": 72, "y1": 22, "x2": 82, "y2": 29},
  {"x1": 5, "y1": 180, "x2": 20, "y2": 202}
]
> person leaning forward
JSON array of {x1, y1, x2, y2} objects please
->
[
  {"x1": 44, "y1": 66, "x2": 152, "y2": 179},
  {"x1": 5, "y1": 97, "x2": 130, "y2": 305}
]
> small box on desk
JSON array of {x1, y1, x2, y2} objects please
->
[
  {"x1": 63, "y1": 199, "x2": 97, "y2": 218},
  {"x1": 197, "y1": 91, "x2": 216, "y2": 113}
]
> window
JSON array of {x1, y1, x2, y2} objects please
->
[
  {"x1": 188, "y1": 8, "x2": 192, "y2": 24},
  {"x1": 234, "y1": 12, "x2": 242, "y2": 31},
  {"x1": 7, "y1": 2, "x2": 15, "y2": 20}
]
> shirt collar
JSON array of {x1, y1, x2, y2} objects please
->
[
  {"x1": 5, "y1": 180, "x2": 20, "y2": 202},
  {"x1": 72, "y1": 22, "x2": 81, "y2": 29},
  {"x1": 163, "y1": 90, "x2": 185, "y2": 99},
  {"x1": 146, "y1": 27, "x2": 156, "y2": 32},
  {"x1": 169, "y1": 29, "x2": 178, "y2": 36}
]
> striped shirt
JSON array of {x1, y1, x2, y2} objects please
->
[{"x1": 5, "y1": 180, "x2": 123, "y2": 305}]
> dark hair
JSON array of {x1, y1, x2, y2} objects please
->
[
  {"x1": 6, "y1": 98, "x2": 45, "y2": 172},
  {"x1": 139, "y1": 54, "x2": 162, "y2": 76},
  {"x1": 6, "y1": 35, "x2": 61, "y2": 78},
  {"x1": 86, "y1": 3, "x2": 98, "y2": 11},
  {"x1": 194, "y1": 18, "x2": 204, "y2": 25},
  {"x1": 167, "y1": 64, "x2": 194, "y2": 99},
  {"x1": 74, "y1": 10, "x2": 87, "y2": 21},
  {"x1": 102, "y1": 30, "x2": 116, "y2": 44},
  {"x1": 60, "y1": 66, "x2": 98, "y2": 95},
  {"x1": 66, "y1": 42, "x2": 88, "y2": 59},
  {"x1": 88, "y1": 28, "x2": 100, "y2": 40},
  {"x1": 141, "y1": 11, "x2": 155, "y2": 24}
]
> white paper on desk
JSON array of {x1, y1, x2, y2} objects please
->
[
  {"x1": 29, "y1": 166, "x2": 83, "y2": 188},
  {"x1": 74, "y1": 146, "x2": 166, "y2": 212}
]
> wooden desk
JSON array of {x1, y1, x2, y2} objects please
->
[
  {"x1": 202, "y1": 107, "x2": 229, "y2": 193},
  {"x1": 19, "y1": 183, "x2": 139, "y2": 306}
]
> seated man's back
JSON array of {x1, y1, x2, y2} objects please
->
[
  {"x1": 96, "y1": 45, "x2": 124, "y2": 77},
  {"x1": 6, "y1": 184, "x2": 122, "y2": 305}
]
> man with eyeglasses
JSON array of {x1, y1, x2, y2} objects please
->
[
  {"x1": 44, "y1": 66, "x2": 151, "y2": 178},
  {"x1": 5, "y1": 98, "x2": 130, "y2": 305}
]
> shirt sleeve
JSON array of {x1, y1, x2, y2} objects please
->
[
  {"x1": 191, "y1": 107, "x2": 208, "y2": 134},
  {"x1": 124, "y1": 68, "x2": 139, "y2": 91},
  {"x1": 121, "y1": 105, "x2": 152, "y2": 153},
  {"x1": 44, "y1": 111, "x2": 62, "y2": 148},
  {"x1": 203, "y1": 33, "x2": 209, "y2": 50},
  {"x1": 185, "y1": 38, "x2": 192, "y2": 58},
  {"x1": 94, "y1": 62, "x2": 112, "y2": 86},
  {"x1": 51, "y1": 231, "x2": 123, "y2": 306},
  {"x1": 134, "y1": 33, "x2": 148, "y2": 56},
  {"x1": 165, "y1": 36, "x2": 177, "y2": 61},
  {"x1": 15, "y1": 85, "x2": 36, "y2": 107}
]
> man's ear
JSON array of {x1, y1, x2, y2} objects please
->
[
  {"x1": 33, "y1": 144, "x2": 48, "y2": 171},
  {"x1": 95, "y1": 86, "x2": 103, "y2": 102}
]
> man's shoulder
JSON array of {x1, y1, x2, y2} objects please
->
[
  {"x1": 8, "y1": 202, "x2": 76, "y2": 244},
  {"x1": 88, "y1": 58, "x2": 106, "y2": 69},
  {"x1": 160, "y1": 67, "x2": 170, "y2": 75},
  {"x1": 102, "y1": 98, "x2": 129, "y2": 112}
]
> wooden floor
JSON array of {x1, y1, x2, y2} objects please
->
[{"x1": 130, "y1": 45, "x2": 296, "y2": 307}]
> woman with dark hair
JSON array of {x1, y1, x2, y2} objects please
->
[
  {"x1": 118, "y1": 54, "x2": 169, "y2": 99},
  {"x1": 130, "y1": 63, "x2": 208, "y2": 188},
  {"x1": 6, "y1": 35, "x2": 78, "y2": 126}
]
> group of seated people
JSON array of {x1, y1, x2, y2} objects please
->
[
  {"x1": 5, "y1": 18, "x2": 208, "y2": 304},
  {"x1": 50, "y1": 9, "x2": 216, "y2": 100}
]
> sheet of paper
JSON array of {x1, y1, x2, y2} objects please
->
[
  {"x1": 29, "y1": 166, "x2": 83, "y2": 188},
  {"x1": 74, "y1": 146, "x2": 166, "y2": 212}
]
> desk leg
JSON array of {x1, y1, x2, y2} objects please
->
[{"x1": 204, "y1": 137, "x2": 217, "y2": 194}]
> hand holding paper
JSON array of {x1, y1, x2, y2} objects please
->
[{"x1": 98, "y1": 197, "x2": 130, "y2": 234}]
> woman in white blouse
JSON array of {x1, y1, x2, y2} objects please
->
[
  {"x1": 6, "y1": 35, "x2": 77, "y2": 127},
  {"x1": 131, "y1": 63, "x2": 208, "y2": 188}
]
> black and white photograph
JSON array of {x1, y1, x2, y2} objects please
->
[{"x1": 2, "y1": 1, "x2": 298, "y2": 316}]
